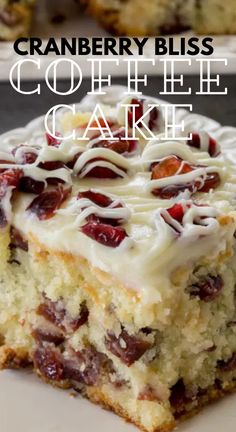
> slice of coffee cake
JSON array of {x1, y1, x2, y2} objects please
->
[
  {"x1": 0, "y1": 0, "x2": 35, "y2": 40},
  {"x1": 1, "y1": 87, "x2": 236, "y2": 432}
]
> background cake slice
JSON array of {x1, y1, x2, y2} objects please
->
[
  {"x1": 81, "y1": 0, "x2": 193, "y2": 36},
  {"x1": 194, "y1": 0, "x2": 236, "y2": 35},
  {"x1": 0, "y1": 0, "x2": 35, "y2": 41}
]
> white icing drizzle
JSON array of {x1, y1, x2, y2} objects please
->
[
  {"x1": 1, "y1": 87, "x2": 236, "y2": 299},
  {"x1": 58, "y1": 192, "x2": 131, "y2": 227}
]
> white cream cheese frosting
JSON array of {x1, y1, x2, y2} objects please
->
[{"x1": 1, "y1": 86, "x2": 236, "y2": 302}]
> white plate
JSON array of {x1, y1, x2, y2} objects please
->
[
  {"x1": 0, "y1": 1, "x2": 236, "y2": 81},
  {"x1": 1, "y1": 369, "x2": 236, "y2": 432}
]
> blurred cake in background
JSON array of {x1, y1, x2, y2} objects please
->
[
  {"x1": 0, "y1": 0, "x2": 236, "y2": 42},
  {"x1": 0, "y1": 0, "x2": 35, "y2": 40},
  {"x1": 82, "y1": 0, "x2": 193, "y2": 36},
  {"x1": 82, "y1": 0, "x2": 236, "y2": 36},
  {"x1": 195, "y1": 0, "x2": 236, "y2": 35}
]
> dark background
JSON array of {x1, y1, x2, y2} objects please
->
[{"x1": 0, "y1": 75, "x2": 235, "y2": 134}]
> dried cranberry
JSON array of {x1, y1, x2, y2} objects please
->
[
  {"x1": 0, "y1": 168, "x2": 23, "y2": 198},
  {"x1": 69, "y1": 303, "x2": 89, "y2": 331},
  {"x1": 32, "y1": 328, "x2": 65, "y2": 346},
  {"x1": 153, "y1": 183, "x2": 195, "y2": 199},
  {"x1": 151, "y1": 156, "x2": 193, "y2": 181},
  {"x1": 218, "y1": 353, "x2": 236, "y2": 372},
  {"x1": 78, "y1": 190, "x2": 123, "y2": 226},
  {"x1": 10, "y1": 227, "x2": 28, "y2": 251},
  {"x1": 151, "y1": 156, "x2": 220, "y2": 198},
  {"x1": 187, "y1": 133, "x2": 220, "y2": 158},
  {"x1": 12, "y1": 146, "x2": 38, "y2": 165},
  {"x1": 37, "y1": 298, "x2": 66, "y2": 330},
  {"x1": 170, "y1": 379, "x2": 187, "y2": 413},
  {"x1": 128, "y1": 99, "x2": 143, "y2": 127},
  {"x1": 33, "y1": 345, "x2": 64, "y2": 381},
  {"x1": 80, "y1": 158, "x2": 125, "y2": 179},
  {"x1": 66, "y1": 152, "x2": 82, "y2": 169},
  {"x1": 198, "y1": 172, "x2": 221, "y2": 193},
  {"x1": 208, "y1": 137, "x2": 220, "y2": 157},
  {"x1": 39, "y1": 161, "x2": 65, "y2": 171},
  {"x1": 19, "y1": 177, "x2": 45, "y2": 195},
  {"x1": 190, "y1": 275, "x2": 223, "y2": 302},
  {"x1": 92, "y1": 139, "x2": 130, "y2": 154},
  {"x1": 63, "y1": 347, "x2": 105, "y2": 386},
  {"x1": 78, "y1": 190, "x2": 113, "y2": 208},
  {"x1": 167, "y1": 204, "x2": 185, "y2": 223},
  {"x1": 27, "y1": 186, "x2": 71, "y2": 220},
  {"x1": 91, "y1": 128, "x2": 137, "y2": 155},
  {"x1": 81, "y1": 222, "x2": 127, "y2": 248},
  {"x1": 148, "y1": 106, "x2": 159, "y2": 131},
  {"x1": 188, "y1": 133, "x2": 201, "y2": 150},
  {"x1": 105, "y1": 329, "x2": 151, "y2": 366},
  {"x1": 46, "y1": 132, "x2": 62, "y2": 147}
]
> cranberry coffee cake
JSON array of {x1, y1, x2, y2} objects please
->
[{"x1": 1, "y1": 87, "x2": 236, "y2": 431}]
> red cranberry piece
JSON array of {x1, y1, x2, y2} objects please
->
[
  {"x1": 208, "y1": 137, "x2": 220, "y2": 157},
  {"x1": 33, "y1": 345, "x2": 64, "y2": 381},
  {"x1": 69, "y1": 303, "x2": 89, "y2": 331},
  {"x1": 32, "y1": 328, "x2": 65, "y2": 346},
  {"x1": 78, "y1": 191, "x2": 124, "y2": 227},
  {"x1": 0, "y1": 168, "x2": 23, "y2": 198},
  {"x1": 128, "y1": 98, "x2": 144, "y2": 127},
  {"x1": 190, "y1": 275, "x2": 223, "y2": 302},
  {"x1": 148, "y1": 106, "x2": 159, "y2": 131},
  {"x1": 198, "y1": 172, "x2": 221, "y2": 193},
  {"x1": 170, "y1": 379, "x2": 188, "y2": 413},
  {"x1": 91, "y1": 128, "x2": 137, "y2": 155},
  {"x1": 81, "y1": 158, "x2": 124, "y2": 179},
  {"x1": 46, "y1": 132, "x2": 62, "y2": 147},
  {"x1": 10, "y1": 227, "x2": 28, "y2": 251},
  {"x1": 218, "y1": 353, "x2": 236, "y2": 372},
  {"x1": 188, "y1": 133, "x2": 220, "y2": 158},
  {"x1": 105, "y1": 329, "x2": 152, "y2": 366},
  {"x1": 152, "y1": 183, "x2": 194, "y2": 199},
  {"x1": 39, "y1": 161, "x2": 65, "y2": 171},
  {"x1": 81, "y1": 222, "x2": 127, "y2": 248},
  {"x1": 151, "y1": 156, "x2": 220, "y2": 198},
  {"x1": 66, "y1": 152, "x2": 82, "y2": 170},
  {"x1": 19, "y1": 177, "x2": 45, "y2": 195},
  {"x1": 188, "y1": 132, "x2": 201, "y2": 150},
  {"x1": 12, "y1": 147, "x2": 38, "y2": 165},
  {"x1": 167, "y1": 204, "x2": 185, "y2": 223},
  {"x1": 37, "y1": 298, "x2": 66, "y2": 330},
  {"x1": 151, "y1": 156, "x2": 193, "y2": 181},
  {"x1": 27, "y1": 186, "x2": 71, "y2": 220},
  {"x1": 92, "y1": 139, "x2": 129, "y2": 154},
  {"x1": 38, "y1": 161, "x2": 66, "y2": 186},
  {"x1": 78, "y1": 190, "x2": 113, "y2": 208},
  {"x1": 64, "y1": 347, "x2": 105, "y2": 386}
]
